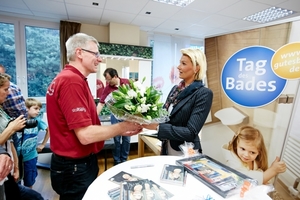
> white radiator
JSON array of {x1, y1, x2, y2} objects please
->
[
  {"x1": 282, "y1": 136, "x2": 300, "y2": 178},
  {"x1": 278, "y1": 85, "x2": 300, "y2": 195}
]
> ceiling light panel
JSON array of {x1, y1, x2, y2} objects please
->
[
  {"x1": 243, "y1": 7, "x2": 295, "y2": 23},
  {"x1": 153, "y1": 0, "x2": 195, "y2": 7}
]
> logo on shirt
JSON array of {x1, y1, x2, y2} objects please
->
[
  {"x1": 72, "y1": 107, "x2": 87, "y2": 112},
  {"x1": 47, "y1": 80, "x2": 56, "y2": 96}
]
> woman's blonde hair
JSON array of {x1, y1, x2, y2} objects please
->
[
  {"x1": 180, "y1": 48, "x2": 207, "y2": 81},
  {"x1": 228, "y1": 125, "x2": 268, "y2": 171},
  {"x1": 0, "y1": 73, "x2": 11, "y2": 87}
]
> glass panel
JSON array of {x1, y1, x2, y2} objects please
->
[
  {"x1": 0, "y1": 22, "x2": 16, "y2": 83},
  {"x1": 25, "y1": 25, "x2": 60, "y2": 97}
]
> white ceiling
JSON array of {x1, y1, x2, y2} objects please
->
[{"x1": 0, "y1": 0, "x2": 300, "y2": 40}]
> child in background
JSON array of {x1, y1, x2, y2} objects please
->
[
  {"x1": 222, "y1": 125, "x2": 286, "y2": 185},
  {"x1": 14, "y1": 98, "x2": 49, "y2": 188}
]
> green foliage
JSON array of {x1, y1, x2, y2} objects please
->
[
  {"x1": 0, "y1": 23, "x2": 60, "y2": 97},
  {"x1": 0, "y1": 22, "x2": 17, "y2": 83},
  {"x1": 100, "y1": 104, "x2": 111, "y2": 116},
  {"x1": 25, "y1": 26, "x2": 60, "y2": 97},
  {"x1": 98, "y1": 42, "x2": 153, "y2": 59}
]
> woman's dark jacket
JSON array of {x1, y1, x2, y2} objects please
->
[{"x1": 157, "y1": 80, "x2": 213, "y2": 154}]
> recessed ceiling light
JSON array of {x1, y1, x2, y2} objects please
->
[
  {"x1": 145, "y1": 11, "x2": 151, "y2": 15},
  {"x1": 92, "y1": 2, "x2": 99, "y2": 6},
  {"x1": 243, "y1": 7, "x2": 295, "y2": 23},
  {"x1": 153, "y1": 0, "x2": 194, "y2": 7}
]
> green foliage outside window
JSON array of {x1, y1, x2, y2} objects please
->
[
  {"x1": 0, "y1": 23, "x2": 17, "y2": 83},
  {"x1": 26, "y1": 26, "x2": 60, "y2": 97},
  {"x1": 98, "y1": 42, "x2": 153, "y2": 59},
  {"x1": 0, "y1": 23, "x2": 60, "y2": 97}
]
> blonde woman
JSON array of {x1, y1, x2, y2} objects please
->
[
  {"x1": 0, "y1": 73, "x2": 43, "y2": 199},
  {"x1": 143, "y1": 48, "x2": 213, "y2": 155}
]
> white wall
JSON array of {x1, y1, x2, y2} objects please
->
[
  {"x1": 87, "y1": 73, "x2": 97, "y2": 98},
  {"x1": 138, "y1": 60, "x2": 152, "y2": 87}
]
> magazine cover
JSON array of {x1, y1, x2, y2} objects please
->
[
  {"x1": 176, "y1": 155, "x2": 258, "y2": 198},
  {"x1": 120, "y1": 179, "x2": 147, "y2": 200},
  {"x1": 149, "y1": 180, "x2": 174, "y2": 199},
  {"x1": 109, "y1": 171, "x2": 143, "y2": 185},
  {"x1": 107, "y1": 187, "x2": 120, "y2": 200},
  {"x1": 160, "y1": 164, "x2": 186, "y2": 186},
  {"x1": 120, "y1": 179, "x2": 174, "y2": 200}
]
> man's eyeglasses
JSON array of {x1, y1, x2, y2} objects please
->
[
  {"x1": 81, "y1": 48, "x2": 101, "y2": 58},
  {"x1": 105, "y1": 77, "x2": 113, "y2": 82}
]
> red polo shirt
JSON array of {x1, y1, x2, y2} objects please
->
[
  {"x1": 46, "y1": 65, "x2": 104, "y2": 158},
  {"x1": 96, "y1": 79, "x2": 104, "y2": 99},
  {"x1": 99, "y1": 78, "x2": 130, "y2": 104}
]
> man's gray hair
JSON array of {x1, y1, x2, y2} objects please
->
[{"x1": 65, "y1": 33, "x2": 99, "y2": 62}]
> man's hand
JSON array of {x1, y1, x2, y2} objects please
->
[
  {"x1": 122, "y1": 128, "x2": 143, "y2": 136},
  {"x1": 119, "y1": 121, "x2": 142, "y2": 136}
]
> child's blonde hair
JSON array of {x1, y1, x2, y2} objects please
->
[
  {"x1": 228, "y1": 125, "x2": 268, "y2": 171},
  {"x1": 25, "y1": 98, "x2": 42, "y2": 109}
]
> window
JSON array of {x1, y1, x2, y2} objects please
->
[
  {"x1": 0, "y1": 22, "x2": 17, "y2": 83},
  {"x1": 0, "y1": 17, "x2": 60, "y2": 102},
  {"x1": 25, "y1": 25, "x2": 60, "y2": 97},
  {"x1": 190, "y1": 45, "x2": 204, "y2": 52}
]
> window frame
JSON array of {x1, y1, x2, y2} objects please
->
[{"x1": 0, "y1": 15, "x2": 60, "y2": 103}]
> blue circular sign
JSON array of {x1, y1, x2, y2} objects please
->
[{"x1": 221, "y1": 46, "x2": 287, "y2": 108}]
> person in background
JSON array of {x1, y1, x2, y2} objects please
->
[
  {"x1": 46, "y1": 33, "x2": 141, "y2": 200},
  {"x1": 96, "y1": 79, "x2": 104, "y2": 100},
  {"x1": 222, "y1": 125, "x2": 286, "y2": 185},
  {"x1": 0, "y1": 73, "x2": 44, "y2": 200},
  {"x1": 97, "y1": 68, "x2": 131, "y2": 165},
  {"x1": 142, "y1": 48, "x2": 213, "y2": 155},
  {"x1": 0, "y1": 65, "x2": 27, "y2": 118},
  {"x1": 14, "y1": 98, "x2": 49, "y2": 188}
]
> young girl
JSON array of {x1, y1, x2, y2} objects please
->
[{"x1": 222, "y1": 125, "x2": 286, "y2": 185}]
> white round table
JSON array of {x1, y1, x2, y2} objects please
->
[{"x1": 82, "y1": 156, "x2": 269, "y2": 200}]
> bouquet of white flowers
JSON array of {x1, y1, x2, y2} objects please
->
[{"x1": 105, "y1": 77, "x2": 169, "y2": 124}]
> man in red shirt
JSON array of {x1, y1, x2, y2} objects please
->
[
  {"x1": 97, "y1": 68, "x2": 131, "y2": 165},
  {"x1": 96, "y1": 79, "x2": 104, "y2": 99},
  {"x1": 46, "y1": 33, "x2": 141, "y2": 200}
]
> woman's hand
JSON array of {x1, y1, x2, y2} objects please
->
[
  {"x1": 13, "y1": 165, "x2": 19, "y2": 181},
  {"x1": 0, "y1": 154, "x2": 13, "y2": 181},
  {"x1": 6, "y1": 115, "x2": 26, "y2": 132},
  {"x1": 142, "y1": 123, "x2": 159, "y2": 131}
]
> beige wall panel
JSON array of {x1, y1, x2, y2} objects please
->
[
  {"x1": 80, "y1": 23, "x2": 109, "y2": 43},
  {"x1": 81, "y1": 22, "x2": 149, "y2": 46},
  {"x1": 129, "y1": 60, "x2": 139, "y2": 72},
  {"x1": 109, "y1": 22, "x2": 140, "y2": 45},
  {"x1": 140, "y1": 31, "x2": 149, "y2": 46},
  {"x1": 205, "y1": 37, "x2": 222, "y2": 123}
]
